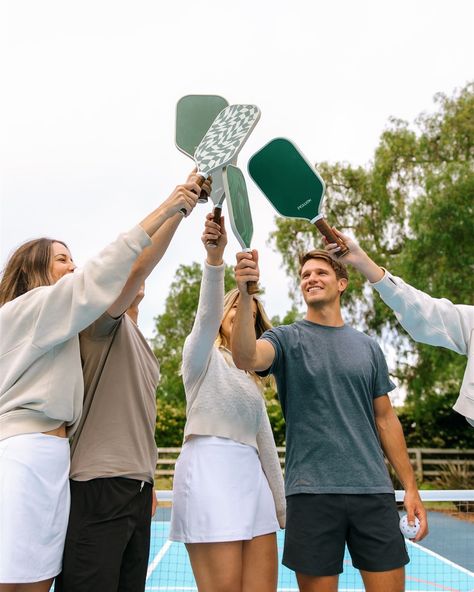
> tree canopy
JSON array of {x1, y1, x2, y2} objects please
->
[
  {"x1": 268, "y1": 82, "x2": 473, "y2": 424},
  {"x1": 152, "y1": 82, "x2": 474, "y2": 447}
]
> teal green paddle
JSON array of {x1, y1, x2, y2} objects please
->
[
  {"x1": 223, "y1": 165, "x2": 259, "y2": 295},
  {"x1": 248, "y1": 138, "x2": 349, "y2": 257},
  {"x1": 176, "y1": 94, "x2": 229, "y2": 209}
]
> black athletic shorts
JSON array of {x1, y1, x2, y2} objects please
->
[
  {"x1": 55, "y1": 477, "x2": 153, "y2": 592},
  {"x1": 283, "y1": 493, "x2": 409, "y2": 576}
]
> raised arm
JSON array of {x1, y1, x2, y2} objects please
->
[
  {"x1": 182, "y1": 214, "x2": 228, "y2": 388},
  {"x1": 326, "y1": 228, "x2": 473, "y2": 354},
  {"x1": 108, "y1": 172, "x2": 210, "y2": 318},
  {"x1": 325, "y1": 228, "x2": 384, "y2": 283},
  {"x1": 231, "y1": 250, "x2": 275, "y2": 372}
]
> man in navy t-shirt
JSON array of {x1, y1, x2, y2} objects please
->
[{"x1": 231, "y1": 248, "x2": 428, "y2": 592}]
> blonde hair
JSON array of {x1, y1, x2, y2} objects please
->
[
  {"x1": 215, "y1": 288, "x2": 273, "y2": 386},
  {"x1": 0, "y1": 238, "x2": 69, "y2": 306}
]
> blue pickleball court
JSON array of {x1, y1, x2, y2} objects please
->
[{"x1": 145, "y1": 515, "x2": 474, "y2": 592}]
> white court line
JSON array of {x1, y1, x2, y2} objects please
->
[
  {"x1": 146, "y1": 539, "x2": 173, "y2": 580},
  {"x1": 407, "y1": 539, "x2": 474, "y2": 578}
]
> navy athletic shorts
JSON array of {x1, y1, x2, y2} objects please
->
[{"x1": 283, "y1": 493, "x2": 409, "y2": 576}]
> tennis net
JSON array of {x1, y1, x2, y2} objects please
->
[{"x1": 147, "y1": 489, "x2": 474, "y2": 592}]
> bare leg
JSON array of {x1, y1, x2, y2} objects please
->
[
  {"x1": 186, "y1": 541, "x2": 243, "y2": 592},
  {"x1": 360, "y1": 567, "x2": 405, "y2": 592},
  {"x1": 295, "y1": 573, "x2": 339, "y2": 592},
  {"x1": 242, "y1": 533, "x2": 278, "y2": 592},
  {"x1": 0, "y1": 579, "x2": 53, "y2": 592}
]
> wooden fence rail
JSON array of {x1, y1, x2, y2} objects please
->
[{"x1": 156, "y1": 447, "x2": 474, "y2": 482}]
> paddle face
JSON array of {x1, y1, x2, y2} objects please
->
[
  {"x1": 248, "y1": 138, "x2": 326, "y2": 222},
  {"x1": 176, "y1": 95, "x2": 229, "y2": 204},
  {"x1": 223, "y1": 165, "x2": 253, "y2": 250},
  {"x1": 176, "y1": 95, "x2": 229, "y2": 159},
  {"x1": 194, "y1": 104, "x2": 260, "y2": 177}
]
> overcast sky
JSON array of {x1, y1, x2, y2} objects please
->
[{"x1": 1, "y1": 0, "x2": 473, "y2": 352}]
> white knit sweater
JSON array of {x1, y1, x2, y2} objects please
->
[
  {"x1": 182, "y1": 262, "x2": 286, "y2": 527},
  {"x1": 0, "y1": 225, "x2": 151, "y2": 440},
  {"x1": 372, "y1": 270, "x2": 474, "y2": 424}
]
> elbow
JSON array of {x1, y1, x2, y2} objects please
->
[{"x1": 232, "y1": 352, "x2": 253, "y2": 371}]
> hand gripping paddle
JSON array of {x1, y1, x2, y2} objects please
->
[
  {"x1": 248, "y1": 138, "x2": 349, "y2": 257},
  {"x1": 223, "y1": 165, "x2": 259, "y2": 295}
]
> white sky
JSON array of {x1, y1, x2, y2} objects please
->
[{"x1": 1, "y1": 0, "x2": 473, "y2": 350}]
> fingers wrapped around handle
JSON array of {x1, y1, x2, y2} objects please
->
[{"x1": 314, "y1": 218, "x2": 350, "y2": 257}]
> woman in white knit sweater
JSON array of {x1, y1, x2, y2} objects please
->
[
  {"x1": 325, "y1": 228, "x2": 474, "y2": 427},
  {"x1": 0, "y1": 176, "x2": 202, "y2": 591},
  {"x1": 170, "y1": 214, "x2": 285, "y2": 591}
]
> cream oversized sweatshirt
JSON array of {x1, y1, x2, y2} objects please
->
[
  {"x1": 182, "y1": 262, "x2": 286, "y2": 528},
  {"x1": 0, "y1": 225, "x2": 151, "y2": 440},
  {"x1": 372, "y1": 270, "x2": 474, "y2": 424}
]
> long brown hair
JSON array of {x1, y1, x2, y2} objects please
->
[{"x1": 0, "y1": 238, "x2": 69, "y2": 306}]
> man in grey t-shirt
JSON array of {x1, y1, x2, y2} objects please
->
[{"x1": 232, "y1": 249, "x2": 428, "y2": 592}]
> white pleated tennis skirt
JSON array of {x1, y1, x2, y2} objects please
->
[
  {"x1": 0, "y1": 433, "x2": 71, "y2": 583},
  {"x1": 169, "y1": 436, "x2": 279, "y2": 543}
]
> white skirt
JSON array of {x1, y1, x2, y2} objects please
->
[
  {"x1": 0, "y1": 433, "x2": 71, "y2": 583},
  {"x1": 169, "y1": 436, "x2": 279, "y2": 543}
]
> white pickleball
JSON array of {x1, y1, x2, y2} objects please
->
[{"x1": 399, "y1": 514, "x2": 420, "y2": 538}]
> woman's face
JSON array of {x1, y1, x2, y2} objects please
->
[
  {"x1": 50, "y1": 242, "x2": 76, "y2": 283},
  {"x1": 221, "y1": 297, "x2": 258, "y2": 343}
]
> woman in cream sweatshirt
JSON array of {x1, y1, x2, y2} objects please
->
[
  {"x1": 325, "y1": 228, "x2": 474, "y2": 427},
  {"x1": 170, "y1": 214, "x2": 285, "y2": 592},
  {"x1": 0, "y1": 176, "x2": 201, "y2": 591}
]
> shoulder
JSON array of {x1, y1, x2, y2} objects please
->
[{"x1": 262, "y1": 321, "x2": 301, "y2": 341}]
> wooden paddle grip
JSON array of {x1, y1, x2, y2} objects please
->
[
  {"x1": 205, "y1": 206, "x2": 222, "y2": 248},
  {"x1": 196, "y1": 175, "x2": 210, "y2": 203},
  {"x1": 314, "y1": 218, "x2": 350, "y2": 258},
  {"x1": 180, "y1": 175, "x2": 210, "y2": 215},
  {"x1": 247, "y1": 280, "x2": 259, "y2": 295}
]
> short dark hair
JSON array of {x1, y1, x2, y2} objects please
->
[{"x1": 299, "y1": 249, "x2": 349, "y2": 282}]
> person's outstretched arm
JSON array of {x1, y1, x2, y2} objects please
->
[
  {"x1": 182, "y1": 213, "x2": 227, "y2": 392},
  {"x1": 325, "y1": 228, "x2": 473, "y2": 354},
  {"x1": 325, "y1": 228, "x2": 385, "y2": 282},
  {"x1": 108, "y1": 172, "x2": 210, "y2": 318},
  {"x1": 231, "y1": 250, "x2": 275, "y2": 372}
]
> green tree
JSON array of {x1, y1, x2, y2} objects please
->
[{"x1": 268, "y1": 82, "x2": 474, "y2": 437}]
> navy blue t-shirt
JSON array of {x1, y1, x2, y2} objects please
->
[{"x1": 259, "y1": 320, "x2": 396, "y2": 496}]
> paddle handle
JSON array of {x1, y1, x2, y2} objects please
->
[
  {"x1": 247, "y1": 280, "x2": 259, "y2": 295},
  {"x1": 206, "y1": 205, "x2": 222, "y2": 248},
  {"x1": 179, "y1": 175, "x2": 210, "y2": 216},
  {"x1": 244, "y1": 249, "x2": 259, "y2": 295},
  {"x1": 314, "y1": 218, "x2": 350, "y2": 258}
]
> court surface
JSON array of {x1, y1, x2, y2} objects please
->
[{"x1": 146, "y1": 516, "x2": 474, "y2": 592}]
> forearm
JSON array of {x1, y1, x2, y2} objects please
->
[
  {"x1": 182, "y1": 262, "x2": 224, "y2": 384},
  {"x1": 377, "y1": 411, "x2": 417, "y2": 491},
  {"x1": 350, "y1": 250, "x2": 385, "y2": 283},
  {"x1": 231, "y1": 293, "x2": 259, "y2": 370},
  {"x1": 138, "y1": 202, "x2": 177, "y2": 239},
  {"x1": 130, "y1": 215, "x2": 181, "y2": 279},
  {"x1": 108, "y1": 215, "x2": 182, "y2": 317}
]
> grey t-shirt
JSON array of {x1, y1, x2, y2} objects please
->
[{"x1": 259, "y1": 320, "x2": 396, "y2": 496}]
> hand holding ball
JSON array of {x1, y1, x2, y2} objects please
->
[{"x1": 399, "y1": 514, "x2": 420, "y2": 539}]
